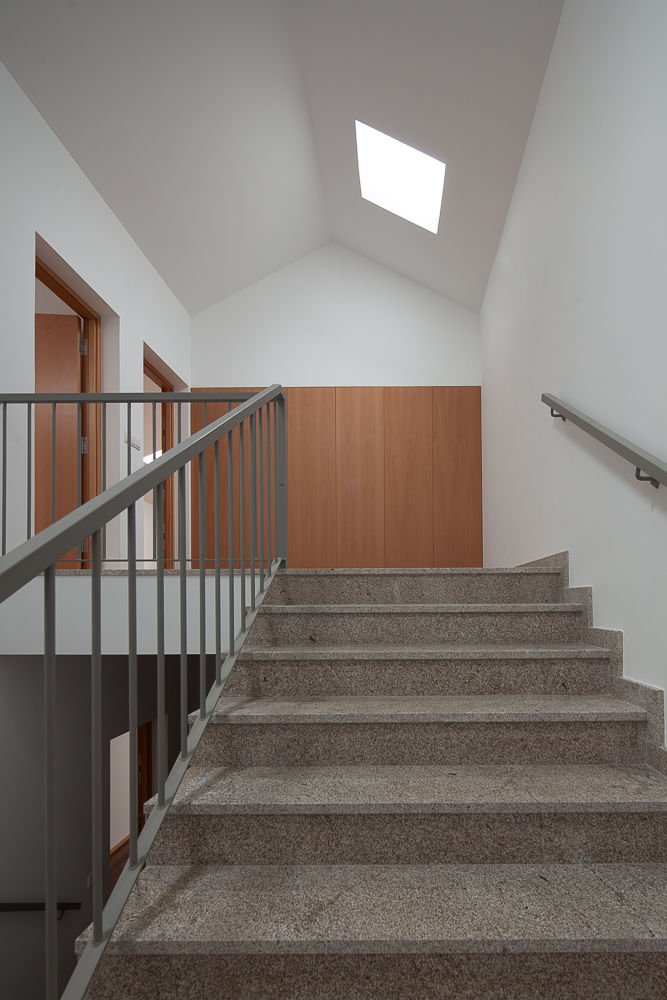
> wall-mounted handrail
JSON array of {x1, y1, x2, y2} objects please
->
[{"x1": 542, "y1": 393, "x2": 667, "y2": 490}]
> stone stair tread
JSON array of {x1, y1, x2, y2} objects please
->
[
  {"x1": 240, "y1": 642, "x2": 609, "y2": 660},
  {"x1": 274, "y1": 568, "x2": 561, "y2": 576},
  {"x1": 86, "y1": 862, "x2": 667, "y2": 955},
  {"x1": 210, "y1": 694, "x2": 645, "y2": 725},
  {"x1": 259, "y1": 602, "x2": 584, "y2": 614},
  {"x1": 164, "y1": 763, "x2": 667, "y2": 815}
]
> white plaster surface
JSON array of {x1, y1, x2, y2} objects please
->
[
  {"x1": 481, "y1": 0, "x2": 667, "y2": 736},
  {"x1": 0, "y1": 61, "x2": 191, "y2": 550},
  {"x1": 0, "y1": 575, "x2": 244, "y2": 656},
  {"x1": 191, "y1": 243, "x2": 480, "y2": 388}
]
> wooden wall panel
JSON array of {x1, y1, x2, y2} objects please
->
[
  {"x1": 384, "y1": 387, "x2": 434, "y2": 567},
  {"x1": 335, "y1": 387, "x2": 384, "y2": 567},
  {"x1": 433, "y1": 387, "x2": 483, "y2": 567},
  {"x1": 286, "y1": 387, "x2": 337, "y2": 567},
  {"x1": 190, "y1": 385, "x2": 482, "y2": 570},
  {"x1": 190, "y1": 389, "x2": 261, "y2": 568}
]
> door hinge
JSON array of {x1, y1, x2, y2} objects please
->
[
  {"x1": 78, "y1": 337, "x2": 88, "y2": 356},
  {"x1": 80, "y1": 436, "x2": 88, "y2": 455}
]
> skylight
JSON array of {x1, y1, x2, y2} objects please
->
[{"x1": 355, "y1": 120, "x2": 446, "y2": 234}]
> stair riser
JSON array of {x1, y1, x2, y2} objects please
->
[
  {"x1": 265, "y1": 574, "x2": 562, "y2": 606},
  {"x1": 226, "y1": 657, "x2": 611, "y2": 696},
  {"x1": 248, "y1": 610, "x2": 585, "y2": 646},
  {"x1": 149, "y1": 811, "x2": 667, "y2": 866},
  {"x1": 197, "y1": 720, "x2": 645, "y2": 767},
  {"x1": 85, "y1": 953, "x2": 667, "y2": 1000}
]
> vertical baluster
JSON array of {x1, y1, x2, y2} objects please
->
[
  {"x1": 2, "y1": 402, "x2": 6, "y2": 554},
  {"x1": 267, "y1": 404, "x2": 272, "y2": 573},
  {"x1": 156, "y1": 482, "x2": 166, "y2": 806},
  {"x1": 271, "y1": 399, "x2": 278, "y2": 563},
  {"x1": 258, "y1": 407, "x2": 264, "y2": 592},
  {"x1": 277, "y1": 393, "x2": 288, "y2": 564},
  {"x1": 126, "y1": 402, "x2": 132, "y2": 477},
  {"x1": 127, "y1": 504, "x2": 138, "y2": 867},
  {"x1": 214, "y1": 440, "x2": 221, "y2": 685},
  {"x1": 76, "y1": 402, "x2": 82, "y2": 562},
  {"x1": 101, "y1": 403, "x2": 107, "y2": 560},
  {"x1": 227, "y1": 428, "x2": 235, "y2": 658},
  {"x1": 152, "y1": 401, "x2": 157, "y2": 561},
  {"x1": 239, "y1": 421, "x2": 246, "y2": 632},
  {"x1": 177, "y1": 401, "x2": 182, "y2": 445},
  {"x1": 179, "y1": 466, "x2": 188, "y2": 759},
  {"x1": 91, "y1": 530, "x2": 103, "y2": 943},
  {"x1": 249, "y1": 413, "x2": 257, "y2": 610},
  {"x1": 43, "y1": 564, "x2": 57, "y2": 1000},
  {"x1": 51, "y1": 403, "x2": 57, "y2": 527},
  {"x1": 26, "y1": 402, "x2": 32, "y2": 541},
  {"x1": 198, "y1": 451, "x2": 206, "y2": 717},
  {"x1": 273, "y1": 399, "x2": 278, "y2": 565},
  {"x1": 76, "y1": 402, "x2": 82, "y2": 508}
]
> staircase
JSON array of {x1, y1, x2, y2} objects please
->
[{"x1": 83, "y1": 565, "x2": 667, "y2": 998}]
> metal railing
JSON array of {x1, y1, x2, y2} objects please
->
[
  {"x1": 542, "y1": 393, "x2": 667, "y2": 490},
  {"x1": 0, "y1": 390, "x2": 263, "y2": 561},
  {"x1": 0, "y1": 384, "x2": 287, "y2": 999}
]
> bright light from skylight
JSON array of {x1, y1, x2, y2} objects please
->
[{"x1": 355, "y1": 120, "x2": 446, "y2": 234}]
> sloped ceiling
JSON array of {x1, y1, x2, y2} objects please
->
[{"x1": 0, "y1": 0, "x2": 563, "y2": 314}]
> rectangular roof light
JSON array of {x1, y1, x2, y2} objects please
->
[{"x1": 355, "y1": 120, "x2": 446, "y2": 234}]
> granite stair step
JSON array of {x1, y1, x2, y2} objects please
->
[
  {"x1": 265, "y1": 567, "x2": 563, "y2": 606},
  {"x1": 227, "y1": 643, "x2": 611, "y2": 696},
  {"x1": 247, "y1": 602, "x2": 588, "y2": 646},
  {"x1": 148, "y1": 763, "x2": 667, "y2": 865},
  {"x1": 195, "y1": 695, "x2": 647, "y2": 767},
  {"x1": 81, "y1": 862, "x2": 667, "y2": 999}
]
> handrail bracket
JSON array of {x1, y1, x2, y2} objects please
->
[
  {"x1": 635, "y1": 467, "x2": 660, "y2": 489},
  {"x1": 550, "y1": 407, "x2": 566, "y2": 421}
]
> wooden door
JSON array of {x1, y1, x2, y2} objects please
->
[
  {"x1": 335, "y1": 387, "x2": 384, "y2": 566},
  {"x1": 35, "y1": 314, "x2": 82, "y2": 564},
  {"x1": 433, "y1": 387, "x2": 483, "y2": 566},
  {"x1": 384, "y1": 387, "x2": 434, "y2": 567},
  {"x1": 287, "y1": 388, "x2": 337, "y2": 568},
  {"x1": 190, "y1": 389, "x2": 262, "y2": 569}
]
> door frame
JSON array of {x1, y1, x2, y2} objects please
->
[
  {"x1": 144, "y1": 358, "x2": 175, "y2": 564},
  {"x1": 36, "y1": 257, "x2": 102, "y2": 506}
]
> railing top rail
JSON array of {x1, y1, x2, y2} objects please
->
[
  {"x1": 542, "y1": 392, "x2": 667, "y2": 489},
  {"x1": 0, "y1": 384, "x2": 285, "y2": 603},
  {"x1": 0, "y1": 391, "x2": 257, "y2": 403}
]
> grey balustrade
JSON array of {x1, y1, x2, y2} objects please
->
[{"x1": 0, "y1": 385, "x2": 287, "y2": 1000}]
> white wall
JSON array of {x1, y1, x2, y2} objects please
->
[
  {"x1": 35, "y1": 277, "x2": 78, "y2": 314},
  {"x1": 0, "y1": 61, "x2": 191, "y2": 550},
  {"x1": 481, "y1": 0, "x2": 667, "y2": 727},
  {"x1": 191, "y1": 242, "x2": 480, "y2": 387},
  {"x1": 0, "y1": 575, "x2": 246, "y2": 656}
]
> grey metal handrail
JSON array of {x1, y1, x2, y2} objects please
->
[
  {"x1": 0, "y1": 386, "x2": 285, "y2": 600},
  {"x1": 542, "y1": 393, "x2": 667, "y2": 490},
  {"x1": 0, "y1": 384, "x2": 287, "y2": 1000},
  {"x1": 0, "y1": 389, "x2": 260, "y2": 558}
]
